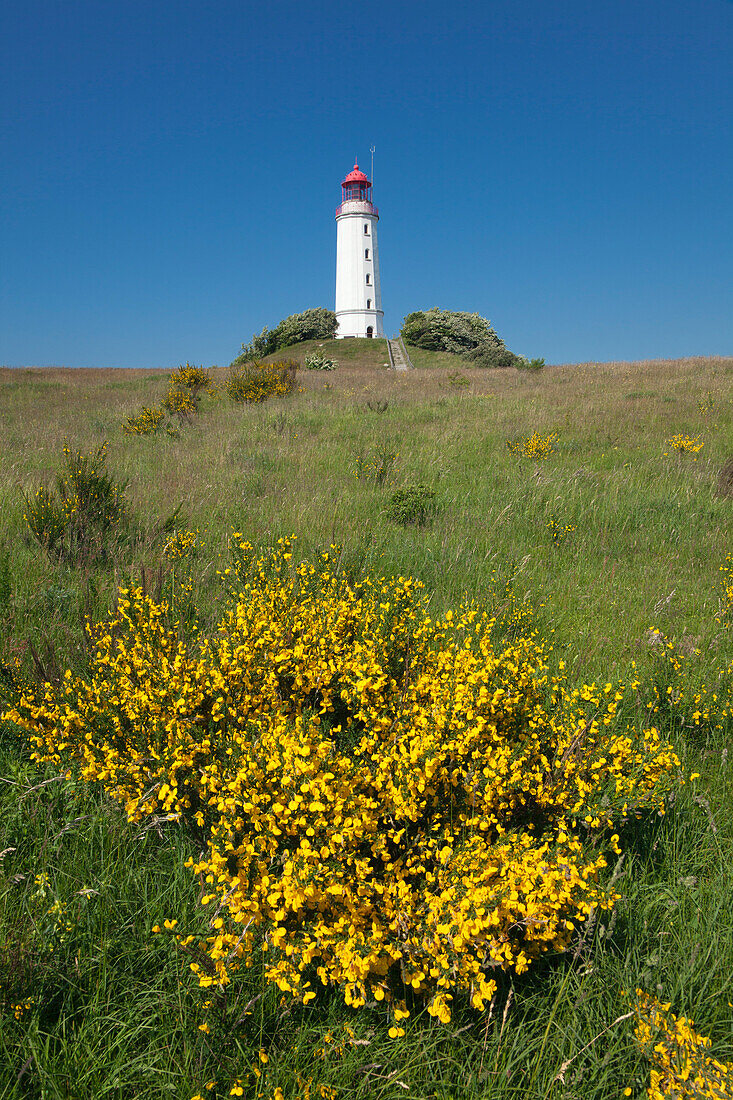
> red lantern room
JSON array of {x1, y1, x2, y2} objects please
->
[
  {"x1": 342, "y1": 161, "x2": 371, "y2": 203},
  {"x1": 336, "y1": 161, "x2": 377, "y2": 216}
]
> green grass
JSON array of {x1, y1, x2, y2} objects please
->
[{"x1": 1, "y1": 355, "x2": 732, "y2": 1098}]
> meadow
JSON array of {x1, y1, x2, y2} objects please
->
[{"x1": 0, "y1": 344, "x2": 732, "y2": 1099}]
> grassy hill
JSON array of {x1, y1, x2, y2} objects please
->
[
  {"x1": 1, "y1": 354, "x2": 732, "y2": 1098},
  {"x1": 259, "y1": 336, "x2": 391, "y2": 370},
  {"x1": 256, "y1": 337, "x2": 476, "y2": 372}
]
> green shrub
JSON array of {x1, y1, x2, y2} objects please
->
[
  {"x1": 122, "y1": 405, "x2": 166, "y2": 435},
  {"x1": 123, "y1": 364, "x2": 214, "y2": 437},
  {"x1": 304, "y1": 352, "x2": 338, "y2": 371},
  {"x1": 401, "y1": 308, "x2": 503, "y2": 353},
  {"x1": 226, "y1": 359, "x2": 298, "y2": 404},
  {"x1": 355, "y1": 444, "x2": 399, "y2": 485},
  {"x1": 24, "y1": 443, "x2": 128, "y2": 564},
  {"x1": 168, "y1": 363, "x2": 214, "y2": 394},
  {"x1": 463, "y1": 345, "x2": 521, "y2": 369},
  {"x1": 386, "y1": 484, "x2": 437, "y2": 526},
  {"x1": 234, "y1": 308, "x2": 337, "y2": 363},
  {"x1": 516, "y1": 356, "x2": 546, "y2": 372},
  {"x1": 162, "y1": 384, "x2": 198, "y2": 421}
]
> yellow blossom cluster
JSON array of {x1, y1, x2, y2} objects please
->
[
  {"x1": 547, "y1": 516, "x2": 576, "y2": 546},
  {"x1": 11, "y1": 998, "x2": 35, "y2": 1020},
  {"x1": 354, "y1": 447, "x2": 399, "y2": 486},
  {"x1": 169, "y1": 364, "x2": 215, "y2": 394},
  {"x1": 641, "y1": 629, "x2": 732, "y2": 737},
  {"x1": 226, "y1": 360, "x2": 298, "y2": 403},
  {"x1": 630, "y1": 990, "x2": 731, "y2": 1098},
  {"x1": 163, "y1": 385, "x2": 199, "y2": 418},
  {"x1": 4, "y1": 541, "x2": 683, "y2": 1023},
  {"x1": 164, "y1": 529, "x2": 200, "y2": 561},
  {"x1": 665, "y1": 434, "x2": 704, "y2": 455},
  {"x1": 23, "y1": 442, "x2": 126, "y2": 562},
  {"x1": 123, "y1": 405, "x2": 166, "y2": 435},
  {"x1": 123, "y1": 364, "x2": 214, "y2": 436},
  {"x1": 507, "y1": 431, "x2": 559, "y2": 460}
]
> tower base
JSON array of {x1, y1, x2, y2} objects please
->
[{"x1": 335, "y1": 310, "x2": 384, "y2": 339}]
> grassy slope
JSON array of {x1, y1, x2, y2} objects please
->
[
  {"x1": 1, "y1": 355, "x2": 732, "y2": 1098},
  {"x1": 260, "y1": 337, "x2": 391, "y2": 370}
]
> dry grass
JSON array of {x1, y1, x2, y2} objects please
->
[{"x1": 1, "y1": 353, "x2": 731, "y2": 680}]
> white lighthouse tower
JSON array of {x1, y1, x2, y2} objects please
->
[{"x1": 334, "y1": 160, "x2": 384, "y2": 338}]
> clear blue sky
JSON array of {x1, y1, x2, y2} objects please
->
[{"x1": 1, "y1": 0, "x2": 731, "y2": 368}]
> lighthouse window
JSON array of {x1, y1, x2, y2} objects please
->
[
  {"x1": 364, "y1": 224, "x2": 369, "y2": 235},
  {"x1": 365, "y1": 273, "x2": 371, "y2": 285},
  {"x1": 366, "y1": 298, "x2": 372, "y2": 309},
  {"x1": 364, "y1": 248, "x2": 370, "y2": 259}
]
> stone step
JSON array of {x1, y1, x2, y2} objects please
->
[{"x1": 387, "y1": 338, "x2": 414, "y2": 371}]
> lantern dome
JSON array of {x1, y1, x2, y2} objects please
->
[
  {"x1": 338, "y1": 161, "x2": 374, "y2": 210},
  {"x1": 342, "y1": 162, "x2": 369, "y2": 186}
]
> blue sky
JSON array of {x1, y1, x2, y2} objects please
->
[{"x1": 1, "y1": 0, "x2": 731, "y2": 368}]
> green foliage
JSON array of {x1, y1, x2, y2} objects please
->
[
  {"x1": 400, "y1": 308, "x2": 533, "y2": 369},
  {"x1": 355, "y1": 444, "x2": 399, "y2": 485},
  {"x1": 226, "y1": 359, "x2": 298, "y2": 403},
  {"x1": 304, "y1": 351, "x2": 338, "y2": 371},
  {"x1": 24, "y1": 442, "x2": 128, "y2": 565},
  {"x1": 463, "y1": 344, "x2": 521, "y2": 368},
  {"x1": 234, "y1": 308, "x2": 337, "y2": 363},
  {"x1": 386, "y1": 484, "x2": 438, "y2": 526},
  {"x1": 401, "y1": 307, "x2": 506, "y2": 353},
  {"x1": 2, "y1": 357, "x2": 733, "y2": 1099}
]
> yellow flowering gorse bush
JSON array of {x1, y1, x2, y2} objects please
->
[
  {"x1": 226, "y1": 360, "x2": 298, "y2": 403},
  {"x1": 507, "y1": 431, "x2": 559, "y2": 460},
  {"x1": 631, "y1": 990, "x2": 732, "y2": 1098},
  {"x1": 123, "y1": 405, "x2": 166, "y2": 435},
  {"x1": 163, "y1": 529, "x2": 200, "y2": 561},
  {"x1": 169, "y1": 364, "x2": 215, "y2": 394},
  {"x1": 666, "y1": 434, "x2": 704, "y2": 455},
  {"x1": 4, "y1": 541, "x2": 683, "y2": 1023}
]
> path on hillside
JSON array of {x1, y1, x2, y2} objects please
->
[{"x1": 387, "y1": 338, "x2": 414, "y2": 371}]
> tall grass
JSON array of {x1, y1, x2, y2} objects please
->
[{"x1": 1, "y1": 354, "x2": 732, "y2": 1098}]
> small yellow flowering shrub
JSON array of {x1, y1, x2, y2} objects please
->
[
  {"x1": 354, "y1": 445, "x2": 399, "y2": 485},
  {"x1": 163, "y1": 385, "x2": 199, "y2": 420},
  {"x1": 507, "y1": 430, "x2": 559, "y2": 460},
  {"x1": 24, "y1": 442, "x2": 127, "y2": 564},
  {"x1": 169, "y1": 364, "x2": 215, "y2": 395},
  {"x1": 123, "y1": 405, "x2": 166, "y2": 435},
  {"x1": 666, "y1": 434, "x2": 704, "y2": 455},
  {"x1": 631, "y1": 990, "x2": 732, "y2": 1098},
  {"x1": 123, "y1": 364, "x2": 214, "y2": 435},
  {"x1": 163, "y1": 529, "x2": 200, "y2": 561},
  {"x1": 640, "y1": 628, "x2": 733, "y2": 738},
  {"x1": 5, "y1": 542, "x2": 683, "y2": 1021},
  {"x1": 226, "y1": 360, "x2": 298, "y2": 403},
  {"x1": 547, "y1": 515, "x2": 576, "y2": 547}
]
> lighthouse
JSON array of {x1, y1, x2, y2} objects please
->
[{"x1": 334, "y1": 161, "x2": 384, "y2": 338}]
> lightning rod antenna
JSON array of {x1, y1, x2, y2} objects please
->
[{"x1": 370, "y1": 145, "x2": 375, "y2": 195}]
